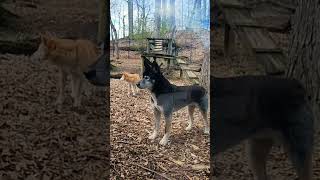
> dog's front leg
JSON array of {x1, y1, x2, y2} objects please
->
[
  {"x1": 55, "y1": 69, "x2": 66, "y2": 107},
  {"x1": 159, "y1": 112, "x2": 172, "y2": 146},
  {"x1": 132, "y1": 83, "x2": 137, "y2": 96},
  {"x1": 149, "y1": 107, "x2": 161, "y2": 140},
  {"x1": 128, "y1": 83, "x2": 133, "y2": 96},
  {"x1": 247, "y1": 138, "x2": 273, "y2": 180}
]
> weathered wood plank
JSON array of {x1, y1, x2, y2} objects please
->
[
  {"x1": 186, "y1": 70, "x2": 198, "y2": 79},
  {"x1": 254, "y1": 48, "x2": 283, "y2": 53},
  {"x1": 217, "y1": 0, "x2": 249, "y2": 9},
  {"x1": 180, "y1": 64, "x2": 201, "y2": 72},
  {"x1": 224, "y1": 8, "x2": 256, "y2": 27},
  {"x1": 239, "y1": 27, "x2": 277, "y2": 50},
  {"x1": 256, "y1": 52, "x2": 286, "y2": 74},
  {"x1": 268, "y1": 0, "x2": 296, "y2": 11},
  {"x1": 177, "y1": 58, "x2": 187, "y2": 64}
]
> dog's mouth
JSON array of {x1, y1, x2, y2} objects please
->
[{"x1": 136, "y1": 82, "x2": 142, "y2": 89}]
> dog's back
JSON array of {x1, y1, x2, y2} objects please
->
[
  {"x1": 122, "y1": 72, "x2": 140, "y2": 83},
  {"x1": 46, "y1": 38, "x2": 99, "y2": 72}
]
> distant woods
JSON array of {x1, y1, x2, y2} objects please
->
[{"x1": 111, "y1": 0, "x2": 210, "y2": 40}]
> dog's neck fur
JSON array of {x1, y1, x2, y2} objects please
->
[{"x1": 150, "y1": 74, "x2": 175, "y2": 97}]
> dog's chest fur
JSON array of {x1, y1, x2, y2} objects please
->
[{"x1": 151, "y1": 93, "x2": 163, "y2": 111}]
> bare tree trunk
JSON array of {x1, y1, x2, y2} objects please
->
[
  {"x1": 142, "y1": 0, "x2": 146, "y2": 33},
  {"x1": 111, "y1": 28, "x2": 115, "y2": 56},
  {"x1": 287, "y1": 0, "x2": 320, "y2": 119},
  {"x1": 181, "y1": 0, "x2": 184, "y2": 29},
  {"x1": 128, "y1": 0, "x2": 134, "y2": 37},
  {"x1": 122, "y1": 15, "x2": 126, "y2": 38},
  {"x1": 202, "y1": 0, "x2": 207, "y2": 22},
  {"x1": 110, "y1": 19, "x2": 120, "y2": 59},
  {"x1": 169, "y1": 0, "x2": 175, "y2": 30},
  {"x1": 155, "y1": 0, "x2": 161, "y2": 37},
  {"x1": 136, "y1": 0, "x2": 140, "y2": 34},
  {"x1": 162, "y1": 0, "x2": 168, "y2": 28}
]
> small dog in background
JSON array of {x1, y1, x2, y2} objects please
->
[
  {"x1": 120, "y1": 72, "x2": 140, "y2": 96},
  {"x1": 31, "y1": 33, "x2": 99, "y2": 110}
]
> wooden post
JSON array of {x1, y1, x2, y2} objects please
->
[
  {"x1": 141, "y1": 55, "x2": 144, "y2": 76},
  {"x1": 146, "y1": 39, "x2": 150, "y2": 53},
  {"x1": 224, "y1": 24, "x2": 235, "y2": 60}
]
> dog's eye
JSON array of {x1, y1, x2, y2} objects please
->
[{"x1": 144, "y1": 76, "x2": 150, "y2": 80}]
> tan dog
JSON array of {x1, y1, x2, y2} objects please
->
[
  {"x1": 31, "y1": 33, "x2": 99, "y2": 109},
  {"x1": 120, "y1": 72, "x2": 140, "y2": 96}
]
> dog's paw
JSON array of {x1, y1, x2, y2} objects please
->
[
  {"x1": 185, "y1": 124, "x2": 192, "y2": 131},
  {"x1": 159, "y1": 136, "x2": 169, "y2": 146},
  {"x1": 204, "y1": 127, "x2": 210, "y2": 135}
]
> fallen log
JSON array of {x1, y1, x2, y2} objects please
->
[
  {"x1": 110, "y1": 73, "x2": 122, "y2": 79},
  {"x1": 0, "y1": 38, "x2": 39, "y2": 55},
  {"x1": 110, "y1": 45, "x2": 144, "y2": 52}
]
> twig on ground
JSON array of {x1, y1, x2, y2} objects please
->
[
  {"x1": 184, "y1": 173, "x2": 192, "y2": 180},
  {"x1": 132, "y1": 163, "x2": 173, "y2": 180},
  {"x1": 115, "y1": 140, "x2": 139, "y2": 145}
]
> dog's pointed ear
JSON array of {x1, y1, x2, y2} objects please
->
[
  {"x1": 143, "y1": 56, "x2": 151, "y2": 65},
  {"x1": 143, "y1": 56, "x2": 152, "y2": 69},
  {"x1": 152, "y1": 60, "x2": 161, "y2": 74}
]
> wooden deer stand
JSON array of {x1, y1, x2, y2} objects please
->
[{"x1": 141, "y1": 38, "x2": 178, "y2": 75}]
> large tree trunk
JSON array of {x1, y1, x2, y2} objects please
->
[
  {"x1": 110, "y1": 19, "x2": 120, "y2": 59},
  {"x1": 128, "y1": 0, "x2": 134, "y2": 37},
  {"x1": 154, "y1": 0, "x2": 161, "y2": 37},
  {"x1": 97, "y1": 0, "x2": 107, "y2": 43},
  {"x1": 287, "y1": 0, "x2": 320, "y2": 119}
]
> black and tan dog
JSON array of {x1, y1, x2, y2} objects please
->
[{"x1": 137, "y1": 57, "x2": 209, "y2": 145}]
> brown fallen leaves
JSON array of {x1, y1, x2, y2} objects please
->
[
  {"x1": 110, "y1": 79, "x2": 210, "y2": 179},
  {"x1": 0, "y1": 54, "x2": 109, "y2": 179}
]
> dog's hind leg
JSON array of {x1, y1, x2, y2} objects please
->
[
  {"x1": 160, "y1": 112, "x2": 173, "y2": 146},
  {"x1": 199, "y1": 96, "x2": 209, "y2": 134},
  {"x1": 247, "y1": 138, "x2": 273, "y2": 180},
  {"x1": 149, "y1": 108, "x2": 161, "y2": 140},
  {"x1": 284, "y1": 105, "x2": 314, "y2": 180},
  {"x1": 134, "y1": 85, "x2": 140, "y2": 95},
  {"x1": 186, "y1": 105, "x2": 195, "y2": 131},
  {"x1": 72, "y1": 74, "x2": 83, "y2": 107}
]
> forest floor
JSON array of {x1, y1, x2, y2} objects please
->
[
  {"x1": 0, "y1": 1, "x2": 109, "y2": 179},
  {"x1": 110, "y1": 31, "x2": 210, "y2": 179},
  {"x1": 211, "y1": 25, "x2": 320, "y2": 179}
]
